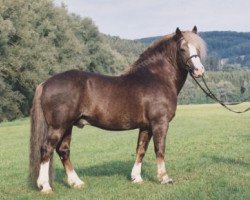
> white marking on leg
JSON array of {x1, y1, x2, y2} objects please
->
[
  {"x1": 67, "y1": 170, "x2": 84, "y2": 188},
  {"x1": 157, "y1": 161, "x2": 173, "y2": 184},
  {"x1": 37, "y1": 160, "x2": 52, "y2": 193},
  {"x1": 131, "y1": 162, "x2": 143, "y2": 183},
  {"x1": 157, "y1": 161, "x2": 166, "y2": 179}
]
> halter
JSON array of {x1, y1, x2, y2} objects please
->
[
  {"x1": 177, "y1": 38, "x2": 200, "y2": 72},
  {"x1": 184, "y1": 54, "x2": 200, "y2": 72}
]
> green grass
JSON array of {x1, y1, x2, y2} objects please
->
[{"x1": 0, "y1": 103, "x2": 250, "y2": 200}]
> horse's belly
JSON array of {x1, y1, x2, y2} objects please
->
[{"x1": 81, "y1": 112, "x2": 146, "y2": 131}]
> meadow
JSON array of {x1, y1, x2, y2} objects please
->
[{"x1": 0, "y1": 103, "x2": 249, "y2": 200}]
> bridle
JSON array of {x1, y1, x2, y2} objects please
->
[
  {"x1": 177, "y1": 38, "x2": 200, "y2": 72},
  {"x1": 184, "y1": 54, "x2": 200, "y2": 72}
]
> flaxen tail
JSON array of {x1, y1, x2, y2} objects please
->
[{"x1": 29, "y1": 83, "x2": 53, "y2": 187}]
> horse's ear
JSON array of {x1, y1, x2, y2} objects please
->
[
  {"x1": 175, "y1": 27, "x2": 183, "y2": 40},
  {"x1": 192, "y1": 26, "x2": 198, "y2": 34}
]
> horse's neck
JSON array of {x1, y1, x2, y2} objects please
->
[
  {"x1": 125, "y1": 44, "x2": 188, "y2": 95},
  {"x1": 174, "y1": 66, "x2": 188, "y2": 95},
  {"x1": 161, "y1": 62, "x2": 188, "y2": 95},
  {"x1": 128, "y1": 39, "x2": 188, "y2": 95},
  {"x1": 134, "y1": 59, "x2": 188, "y2": 95}
]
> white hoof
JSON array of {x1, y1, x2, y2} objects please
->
[
  {"x1": 72, "y1": 180, "x2": 85, "y2": 188},
  {"x1": 40, "y1": 183, "x2": 53, "y2": 194},
  {"x1": 131, "y1": 175, "x2": 143, "y2": 183},
  {"x1": 160, "y1": 175, "x2": 173, "y2": 184},
  {"x1": 37, "y1": 177, "x2": 52, "y2": 190},
  {"x1": 68, "y1": 177, "x2": 85, "y2": 188}
]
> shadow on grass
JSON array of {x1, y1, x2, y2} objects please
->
[
  {"x1": 209, "y1": 155, "x2": 250, "y2": 168},
  {"x1": 55, "y1": 160, "x2": 156, "y2": 184},
  {"x1": 55, "y1": 160, "x2": 133, "y2": 184},
  {"x1": 79, "y1": 160, "x2": 134, "y2": 178}
]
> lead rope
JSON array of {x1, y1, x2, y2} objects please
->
[{"x1": 190, "y1": 74, "x2": 250, "y2": 113}]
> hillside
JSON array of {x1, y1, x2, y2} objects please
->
[
  {"x1": 137, "y1": 31, "x2": 250, "y2": 69},
  {"x1": 102, "y1": 34, "x2": 146, "y2": 66}
]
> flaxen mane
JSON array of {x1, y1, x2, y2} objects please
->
[
  {"x1": 182, "y1": 31, "x2": 207, "y2": 59},
  {"x1": 124, "y1": 31, "x2": 206, "y2": 74}
]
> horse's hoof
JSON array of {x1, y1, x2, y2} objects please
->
[
  {"x1": 131, "y1": 175, "x2": 143, "y2": 184},
  {"x1": 73, "y1": 182, "x2": 85, "y2": 189},
  {"x1": 68, "y1": 176, "x2": 85, "y2": 189},
  {"x1": 38, "y1": 182, "x2": 53, "y2": 194},
  {"x1": 69, "y1": 179, "x2": 85, "y2": 189},
  {"x1": 160, "y1": 175, "x2": 173, "y2": 185},
  {"x1": 132, "y1": 178, "x2": 143, "y2": 184},
  {"x1": 40, "y1": 187, "x2": 53, "y2": 194}
]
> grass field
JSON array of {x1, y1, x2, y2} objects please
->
[{"x1": 0, "y1": 103, "x2": 249, "y2": 200}]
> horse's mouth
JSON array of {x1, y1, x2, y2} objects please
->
[
  {"x1": 192, "y1": 67, "x2": 205, "y2": 78},
  {"x1": 191, "y1": 71, "x2": 204, "y2": 78}
]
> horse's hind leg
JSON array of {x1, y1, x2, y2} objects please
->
[
  {"x1": 37, "y1": 127, "x2": 63, "y2": 193},
  {"x1": 131, "y1": 128, "x2": 152, "y2": 183},
  {"x1": 56, "y1": 126, "x2": 84, "y2": 188}
]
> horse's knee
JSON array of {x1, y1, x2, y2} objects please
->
[
  {"x1": 155, "y1": 151, "x2": 165, "y2": 160},
  {"x1": 56, "y1": 144, "x2": 70, "y2": 160},
  {"x1": 40, "y1": 129, "x2": 62, "y2": 162},
  {"x1": 137, "y1": 147, "x2": 146, "y2": 157},
  {"x1": 40, "y1": 144, "x2": 53, "y2": 162}
]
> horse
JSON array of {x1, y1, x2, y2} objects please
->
[{"x1": 29, "y1": 26, "x2": 206, "y2": 193}]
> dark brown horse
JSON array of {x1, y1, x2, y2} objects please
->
[{"x1": 30, "y1": 26, "x2": 206, "y2": 193}]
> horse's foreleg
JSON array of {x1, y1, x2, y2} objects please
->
[
  {"x1": 152, "y1": 120, "x2": 173, "y2": 184},
  {"x1": 131, "y1": 128, "x2": 152, "y2": 183},
  {"x1": 56, "y1": 126, "x2": 84, "y2": 188},
  {"x1": 37, "y1": 127, "x2": 63, "y2": 193}
]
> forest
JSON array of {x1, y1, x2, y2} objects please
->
[{"x1": 0, "y1": 0, "x2": 249, "y2": 122}]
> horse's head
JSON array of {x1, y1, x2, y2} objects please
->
[{"x1": 175, "y1": 26, "x2": 205, "y2": 78}]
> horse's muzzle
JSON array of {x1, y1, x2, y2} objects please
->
[{"x1": 192, "y1": 66, "x2": 204, "y2": 78}]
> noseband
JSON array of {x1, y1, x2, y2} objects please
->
[{"x1": 184, "y1": 54, "x2": 200, "y2": 72}]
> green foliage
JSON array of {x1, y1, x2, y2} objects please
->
[
  {"x1": 103, "y1": 35, "x2": 146, "y2": 66},
  {"x1": 204, "y1": 54, "x2": 221, "y2": 71},
  {"x1": 0, "y1": 104, "x2": 250, "y2": 199},
  {"x1": 0, "y1": 0, "x2": 132, "y2": 121},
  {"x1": 0, "y1": 77, "x2": 24, "y2": 121}
]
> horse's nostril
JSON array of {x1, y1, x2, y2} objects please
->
[{"x1": 194, "y1": 67, "x2": 204, "y2": 72}]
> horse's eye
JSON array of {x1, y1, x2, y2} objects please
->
[{"x1": 180, "y1": 48, "x2": 185, "y2": 52}]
